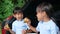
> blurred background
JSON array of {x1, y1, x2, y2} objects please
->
[{"x1": 0, "y1": 0, "x2": 60, "y2": 34}]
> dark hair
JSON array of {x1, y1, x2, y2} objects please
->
[
  {"x1": 13, "y1": 7, "x2": 23, "y2": 14},
  {"x1": 36, "y1": 2, "x2": 54, "y2": 18}
]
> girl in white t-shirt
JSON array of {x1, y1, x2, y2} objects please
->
[{"x1": 26, "y1": 2, "x2": 59, "y2": 34}]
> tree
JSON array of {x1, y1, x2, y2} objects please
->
[
  {"x1": 0, "y1": 0, "x2": 25, "y2": 23},
  {"x1": 0, "y1": 0, "x2": 14, "y2": 22}
]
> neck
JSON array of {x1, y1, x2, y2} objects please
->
[
  {"x1": 43, "y1": 17, "x2": 50, "y2": 22},
  {"x1": 17, "y1": 18, "x2": 22, "y2": 21}
]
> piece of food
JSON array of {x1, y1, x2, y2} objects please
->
[{"x1": 24, "y1": 18, "x2": 29, "y2": 23}]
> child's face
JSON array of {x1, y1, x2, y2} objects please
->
[
  {"x1": 36, "y1": 10, "x2": 45, "y2": 21},
  {"x1": 13, "y1": 13, "x2": 23, "y2": 20}
]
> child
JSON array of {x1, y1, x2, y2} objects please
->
[
  {"x1": 27, "y1": 2, "x2": 59, "y2": 34},
  {"x1": 4, "y1": 7, "x2": 30, "y2": 34}
]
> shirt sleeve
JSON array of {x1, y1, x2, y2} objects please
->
[
  {"x1": 56, "y1": 26, "x2": 59, "y2": 32},
  {"x1": 36, "y1": 23, "x2": 40, "y2": 32},
  {"x1": 50, "y1": 23, "x2": 58, "y2": 34},
  {"x1": 12, "y1": 22, "x2": 16, "y2": 32}
]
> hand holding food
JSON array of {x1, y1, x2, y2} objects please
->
[
  {"x1": 24, "y1": 17, "x2": 31, "y2": 26},
  {"x1": 4, "y1": 24, "x2": 10, "y2": 30}
]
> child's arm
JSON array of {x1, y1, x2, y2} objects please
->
[
  {"x1": 24, "y1": 18, "x2": 37, "y2": 32},
  {"x1": 29, "y1": 25, "x2": 37, "y2": 32},
  {"x1": 4, "y1": 24, "x2": 15, "y2": 34},
  {"x1": 8, "y1": 29, "x2": 15, "y2": 34},
  {"x1": 22, "y1": 30, "x2": 26, "y2": 34},
  {"x1": 26, "y1": 29, "x2": 33, "y2": 33}
]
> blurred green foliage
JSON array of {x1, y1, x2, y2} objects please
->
[
  {"x1": 0, "y1": 26, "x2": 1, "y2": 34},
  {"x1": 0, "y1": 0, "x2": 25, "y2": 22}
]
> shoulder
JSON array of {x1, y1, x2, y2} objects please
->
[
  {"x1": 49, "y1": 20, "x2": 56, "y2": 27},
  {"x1": 38, "y1": 21, "x2": 43, "y2": 24},
  {"x1": 21, "y1": 20, "x2": 24, "y2": 22},
  {"x1": 49, "y1": 20, "x2": 59, "y2": 31},
  {"x1": 12, "y1": 20, "x2": 17, "y2": 25},
  {"x1": 37, "y1": 21, "x2": 43, "y2": 26},
  {"x1": 50, "y1": 20, "x2": 56, "y2": 25}
]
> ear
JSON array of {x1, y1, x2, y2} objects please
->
[
  {"x1": 42, "y1": 11, "x2": 46, "y2": 17},
  {"x1": 43, "y1": 11, "x2": 46, "y2": 15},
  {"x1": 13, "y1": 14, "x2": 15, "y2": 17}
]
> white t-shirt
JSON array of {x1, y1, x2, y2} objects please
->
[
  {"x1": 12, "y1": 20, "x2": 29, "y2": 34},
  {"x1": 36, "y1": 19, "x2": 59, "y2": 34}
]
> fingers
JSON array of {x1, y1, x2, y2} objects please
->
[{"x1": 22, "y1": 30, "x2": 26, "y2": 34}]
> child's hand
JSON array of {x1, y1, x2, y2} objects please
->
[
  {"x1": 4, "y1": 24, "x2": 10, "y2": 31},
  {"x1": 22, "y1": 30, "x2": 26, "y2": 34},
  {"x1": 24, "y1": 17, "x2": 31, "y2": 26}
]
